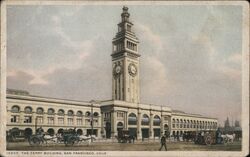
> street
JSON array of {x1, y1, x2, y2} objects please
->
[{"x1": 7, "y1": 140, "x2": 241, "y2": 151}]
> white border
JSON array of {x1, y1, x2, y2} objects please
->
[{"x1": 0, "y1": 1, "x2": 249, "y2": 157}]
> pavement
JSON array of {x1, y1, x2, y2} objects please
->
[{"x1": 6, "y1": 140, "x2": 242, "y2": 151}]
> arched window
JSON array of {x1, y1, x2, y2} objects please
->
[
  {"x1": 153, "y1": 115, "x2": 161, "y2": 126},
  {"x1": 93, "y1": 112, "x2": 99, "y2": 117},
  {"x1": 117, "y1": 122, "x2": 124, "y2": 129},
  {"x1": 36, "y1": 107, "x2": 44, "y2": 114},
  {"x1": 24, "y1": 106, "x2": 32, "y2": 113},
  {"x1": 11, "y1": 105, "x2": 20, "y2": 113},
  {"x1": 68, "y1": 110, "x2": 74, "y2": 116},
  {"x1": 48, "y1": 108, "x2": 55, "y2": 115},
  {"x1": 76, "y1": 111, "x2": 83, "y2": 117},
  {"x1": 58, "y1": 109, "x2": 64, "y2": 116},
  {"x1": 85, "y1": 111, "x2": 91, "y2": 117},
  {"x1": 176, "y1": 119, "x2": 179, "y2": 128},
  {"x1": 141, "y1": 114, "x2": 149, "y2": 125},
  {"x1": 183, "y1": 120, "x2": 186, "y2": 128},
  {"x1": 128, "y1": 113, "x2": 137, "y2": 125},
  {"x1": 172, "y1": 119, "x2": 176, "y2": 128},
  {"x1": 180, "y1": 119, "x2": 183, "y2": 128}
]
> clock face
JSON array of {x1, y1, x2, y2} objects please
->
[
  {"x1": 113, "y1": 65, "x2": 122, "y2": 78},
  {"x1": 115, "y1": 65, "x2": 121, "y2": 74},
  {"x1": 128, "y1": 63, "x2": 137, "y2": 76}
]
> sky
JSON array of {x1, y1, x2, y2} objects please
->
[{"x1": 6, "y1": 4, "x2": 242, "y2": 126}]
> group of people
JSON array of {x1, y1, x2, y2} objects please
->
[{"x1": 36, "y1": 126, "x2": 168, "y2": 150}]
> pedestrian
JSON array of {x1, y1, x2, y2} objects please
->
[{"x1": 159, "y1": 135, "x2": 167, "y2": 151}]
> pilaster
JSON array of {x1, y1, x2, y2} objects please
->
[
  {"x1": 149, "y1": 113, "x2": 154, "y2": 139},
  {"x1": 101, "y1": 112, "x2": 104, "y2": 138},
  {"x1": 137, "y1": 109, "x2": 142, "y2": 139},
  {"x1": 111, "y1": 111, "x2": 117, "y2": 138}
]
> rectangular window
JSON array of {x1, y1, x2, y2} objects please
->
[
  {"x1": 58, "y1": 118, "x2": 64, "y2": 125},
  {"x1": 77, "y1": 119, "x2": 82, "y2": 125},
  {"x1": 24, "y1": 116, "x2": 32, "y2": 123},
  {"x1": 172, "y1": 124, "x2": 175, "y2": 128},
  {"x1": 10, "y1": 115, "x2": 20, "y2": 123},
  {"x1": 93, "y1": 119, "x2": 98, "y2": 126},
  {"x1": 47, "y1": 117, "x2": 54, "y2": 125},
  {"x1": 85, "y1": 119, "x2": 91, "y2": 126},
  {"x1": 104, "y1": 113, "x2": 110, "y2": 119},
  {"x1": 68, "y1": 118, "x2": 73, "y2": 125},
  {"x1": 37, "y1": 116, "x2": 43, "y2": 124},
  {"x1": 117, "y1": 112, "x2": 124, "y2": 118}
]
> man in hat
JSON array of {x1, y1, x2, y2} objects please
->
[{"x1": 159, "y1": 135, "x2": 167, "y2": 151}]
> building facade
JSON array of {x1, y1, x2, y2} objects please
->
[{"x1": 6, "y1": 6, "x2": 218, "y2": 139}]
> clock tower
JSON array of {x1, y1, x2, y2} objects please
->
[{"x1": 111, "y1": 6, "x2": 140, "y2": 103}]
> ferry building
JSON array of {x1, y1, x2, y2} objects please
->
[{"x1": 6, "y1": 7, "x2": 218, "y2": 140}]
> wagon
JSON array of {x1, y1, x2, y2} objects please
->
[
  {"x1": 194, "y1": 131, "x2": 216, "y2": 145},
  {"x1": 6, "y1": 128, "x2": 26, "y2": 142},
  {"x1": 117, "y1": 130, "x2": 135, "y2": 143},
  {"x1": 62, "y1": 130, "x2": 80, "y2": 146}
]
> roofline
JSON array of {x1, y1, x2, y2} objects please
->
[
  {"x1": 172, "y1": 112, "x2": 218, "y2": 120},
  {"x1": 7, "y1": 94, "x2": 100, "y2": 108}
]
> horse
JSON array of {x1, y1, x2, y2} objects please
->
[
  {"x1": 43, "y1": 134, "x2": 58, "y2": 146},
  {"x1": 77, "y1": 135, "x2": 96, "y2": 145},
  {"x1": 221, "y1": 134, "x2": 228, "y2": 143},
  {"x1": 226, "y1": 133, "x2": 235, "y2": 143}
]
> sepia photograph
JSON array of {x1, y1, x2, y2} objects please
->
[{"x1": 0, "y1": 0, "x2": 249, "y2": 157}]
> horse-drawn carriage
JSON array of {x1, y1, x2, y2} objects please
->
[
  {"x1": 6, "y1": 128, "x2": 26, "y2": 142},
  {"x1": 28, "y1": 129, "x2": 95, "y2": 146},
  {"x1": 61, "y1": 130, "x2": 80, "y2": 146},
  {"x1": 194, "y1": 130, "x2": 217, "y2": 145},
  {"x1": 117, "y1": 130, "x2": 135, "y2": 143},
  {"x1": 28, "y1": 129, "x2": 80, "y2": 146}
]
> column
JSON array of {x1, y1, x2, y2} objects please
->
[
  {"x1": 43, "y1": 114, "x2": 47, "y2": 127},
  {"x1": 168, "y1": 116, "x2": 172, "y2": 135},
  {"x1": 137, "y1": 110, "x2": 141, "y2": 139},
  {"x1": 124, "y1": 112, "x2": 128, "y2": 130},
  {"x1": 54, "y1": 114, "x2": 58, "y2": 127},
  {"x1": 149, "y1": 113, "x2": 153, "y2": 139},
  {"x1": 32, "y1": 112, "x2": 36, "y2": 126},
  {"x1": 20, "y1": 111, "x2": 24, "y2": 125},
  {"x1": 101, "y1": 112, "x2": 104, "y2": 138},
  {"x1": 111, "y1": 111, "x2": 117, "y2": 138},
  {"x1": 73, "y1": 115, "x2": 77, "y2": 126},
  {"x1": 160, "y1": 116, "x2": 164, "y2": 136},
  {"x1": 64, "y1": 114, "x2": 67, "y2": 127}
]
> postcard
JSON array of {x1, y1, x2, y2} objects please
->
[{"x1": 0, "y1": 1, "x2": 249, "y2": 157}]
